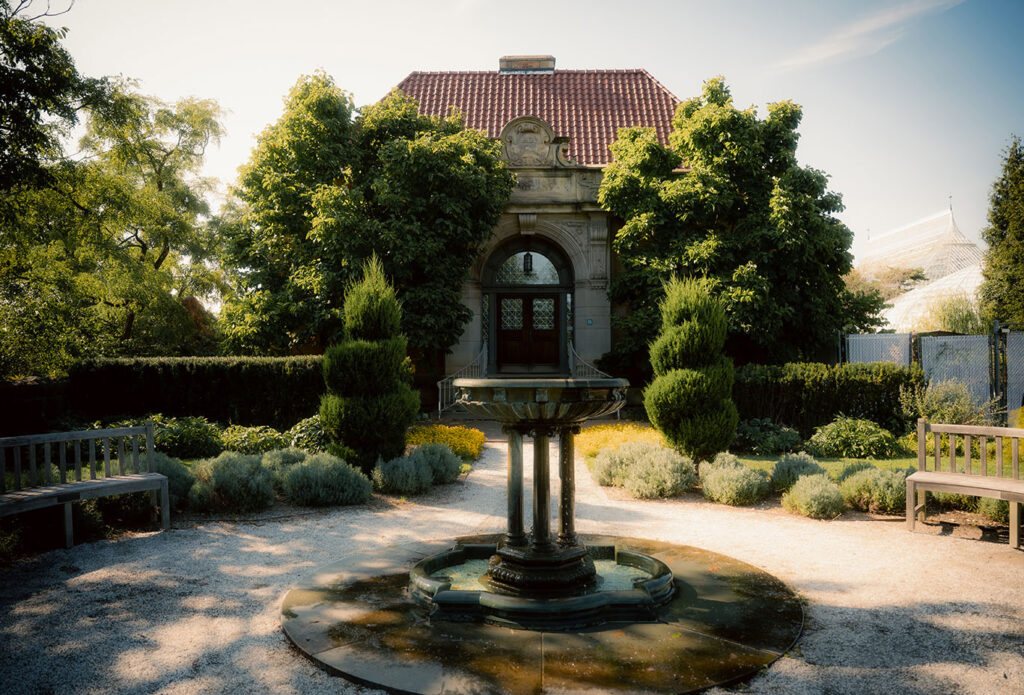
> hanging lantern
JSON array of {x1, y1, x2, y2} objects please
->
[{"x1": 523, "y1": 251, "x2": 533, "y2": 275}]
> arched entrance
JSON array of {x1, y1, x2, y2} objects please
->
[{"x1": 482, "y1": 237, "x2": 573, "y2": 375}]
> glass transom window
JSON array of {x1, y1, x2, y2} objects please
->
[{"x1": 495, "y1": 252, "x2": 560, "y2": 285}]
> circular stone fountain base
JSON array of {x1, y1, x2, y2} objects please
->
[{"x1": 281, "y1": 533, "x2": 803, "y2": 694}]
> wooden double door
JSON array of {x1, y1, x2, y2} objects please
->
[{"x1": 496, "y1": 293, "x2": 560, "y2": 369}]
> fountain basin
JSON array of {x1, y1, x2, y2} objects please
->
[
  {"x1": 454, "y1": 377, "x2": 628, "y2": 425},
  {"x1": 409, "y1": 542, "x2": 675, "y2": 630}
]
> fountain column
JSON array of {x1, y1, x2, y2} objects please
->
[
  {"x1": 504, "y1": 426, "x2": 527, "y2": 547},
  {"x1": 530, "y1": 426, "x2": 555, "y2": 551},
  {"x1": 557, "y1": 425, "x2": 580, "y2": 546}
]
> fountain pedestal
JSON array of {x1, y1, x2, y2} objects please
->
[{"x1": 454, "y1": 378, "x2": 626, "y2": 599}]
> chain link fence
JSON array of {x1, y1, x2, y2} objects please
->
[
  {"x1": 1005, "y1": 331, "x2": 1024, "y2": 427},
  {"x1": 847, "y1": 333, "x2": 912, "y2": 365},
  {"x1": 919, "y1": 335, "x2": 991, "y2": 405}
]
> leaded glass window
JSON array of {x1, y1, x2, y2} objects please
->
[
  {"x1": 501, "y1": 298, "x2": 523, "y2": 330},
  {"x1": 533, "y1": 298, "x2": 554, "y2": 330},
  {"x1": 495, "y1": 252, "x2": 559, "y2": 285}
]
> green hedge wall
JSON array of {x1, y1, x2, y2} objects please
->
[
  {"x1": 67, "y1": 357, "x2": 326, "y2": 430},
  {"x1": 733, "y1": 362, "x2": 925, "y2": 437}
]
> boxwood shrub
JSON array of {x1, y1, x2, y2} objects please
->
[{"x1": 733, "y1": 418, "x2": 803, "y2": 456}]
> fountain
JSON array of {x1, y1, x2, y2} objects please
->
[{"x1": 281, "y1": 377, "x2": 803, "y2": 693}]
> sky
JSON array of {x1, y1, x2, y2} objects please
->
[{"x1": 44, "y1": 0, "x2": 1024, "y2": 261}]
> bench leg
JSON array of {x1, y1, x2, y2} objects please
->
[
  {"x1": 917, "y1": 490, "x2": 926, "y2": 523},
  {"x1": 159, "y1": 478, "x2": 170, "y2": 530},
  {"x1": 906, "y1": 479, "x2": 916, "y2": 531},
  {"x1": 63, "y1": 502, "x2": 73, "y2": 549},
  {"x1": 1011, "y1": 501, "x2": 1020, "y2": 550}
]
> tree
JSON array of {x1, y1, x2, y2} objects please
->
[
  {"x1": 644, "y1": 278, "x2": 737, "y2": 466},
  {"x1": 0, "y1": 0, "x2": 106, "y2": 190},
  {"x1": 981, "y1": 136, "x2": 1024, "y2": 324},
  {"x1": 599, "y1": 77, "x2": 870, "y2": 370},
  {"x1": 319, "y1": 257, "x2": 418, "y2": 473},
  {"x1": 221, "y1": 74, "x2": 514, "y2": 359},
  {"x1": 0, "y1": 81, "x2": 225, "y2": 376}
]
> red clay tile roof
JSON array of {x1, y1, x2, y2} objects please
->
[{"x1": 394, "y1": 69, "x2": 680, "y2": 166}]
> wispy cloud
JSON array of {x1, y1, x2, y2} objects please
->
[{"x1": 772, "y1": 0, "x2": 963, "y2": 73}]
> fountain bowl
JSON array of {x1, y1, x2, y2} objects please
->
[{"x1": 454, "y1": 377, "x2": 628, "y2": 425}]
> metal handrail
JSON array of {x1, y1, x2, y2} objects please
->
[
  {"x1": 436, "y1": 342, "x2": 487, "y2": 417},
  {"x1": 569, "y1": 341, "x2": 612, "y2": 378}
]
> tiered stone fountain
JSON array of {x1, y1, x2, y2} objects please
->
[{"x1": 281, "y1": 377, "x2": 804, "y2": 694}]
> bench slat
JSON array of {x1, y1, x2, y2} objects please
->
[
  {"x1": 928, "y1": 422, "x2": 1024, "y2": 438},
  {"x1": 132, "y1": 435, "x2": 140, "y2": 474},
  {"x1": 117, "y1": 439, "x2": 126, "y2": 476},
  {"x1": 43, "y1": 442, "x2": 51, "y2": 485},
  {"x1": 965, "y1": 435, "x2": 972, "y2": 474},
  {"x1": 980, "y1": 437, "x2": 987, "y2": 477},
  {"x1": 0, "y1": 448, "x2": 5, "y2": 494},
  {"x1": 74, "y1": 439, "x2": 82, "y2": 482},
  {"x1": 0, "y1": 473, "x2": 169, "y2": 516},
  {"x1": 13, "y1": 447, "x2": 21, "y2": 491},
  {"x1": 59, "y1": 444, "x2": 66, "y2": 484},
  {"x1": 996, "y1": 437, "x2": 1003, "y2": 477},
  {"x1": 103, "y1": 438, "x2": 111, "y2": 479},
  {"x1": 1014, "y1": 439, "x2": 1020, "y2": 480},
  {"x1": 29, "y1": 443, "x2": 37, "y2": 487},
  {"x1": 0, "y1": 426, "x2": 149, "y2": 448},
  {"x1": 89, "y1": 439, "x2": 97, "y2": 480},
  {"x1": 907, "y1": 471, "x2": 1024, "y2": 500}
]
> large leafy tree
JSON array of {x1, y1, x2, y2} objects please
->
[
  {"x1": 221, "y1": 74, "x2": 514, "y2": 358},
  {"x1": 981, "y1": 136, "x2": 1024, "y2": 325},
  {"x1": 0, "y1": 81, "x2": 225, "y2": 377},
  {"x1": 0, "y1": 0, "x2": 107, "y2": 190},
  {"x1": 600, "y1": 77, "x2": 874, "y2": 370}
]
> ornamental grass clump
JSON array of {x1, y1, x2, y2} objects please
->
[
  {"x1": 769, "y1": 452, "x2": 825, "y2": 494},
  {"x1": 372, "y1": 454, "x2": 433, "y2": 495},
  {"x1": 283, "y1": 453, "x2": 371, "y2": 507},
  {"x1": 220, "y1": 424, "x2": 290, "y2": 455},
  {"x1": 320, "y1": 257, "x2": 419, "y2": 473},
  {"x1": 644, "y1": 278, "x2": 738, "y2": 466},
  {"x1": 407, "y1": 424, "x2": 485, "y2": 462},
  {"x1": 805, "y1": 416, "x2": 904, "y2": 459},
  {"x1": 782, "y1": 474, "x2": 844, "y2": 519},
  {"x1": 840, "y1": 468, "x2": 908, "y2": 515},
  {"x1": 188, "y1": 452, "x2": 274, "y2": 513},
  {"x1": 412, "y1": 443, "x2": 462, "y2": 484},
  {"x1": 701, "y1": 465, "x2": 769, "y2": 506}
]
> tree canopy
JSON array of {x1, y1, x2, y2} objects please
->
[
  {"x1": 0, "y1": 73, "x2": 225, "y2": 376},
  {"x1": 981, "y1": 135, "x2": 1024, "y2": 325},
  {"x1": 599, "y1": 77, "x2": 878, "y2": 371},
  {"x1": 221, "y1": 73, "x2": 514, "y2": 357}
]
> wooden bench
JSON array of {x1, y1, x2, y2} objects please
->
[
  {"x1": 0, "y1": 424, "x2": 169, "y2": 548},
  {"x1": 907, "y1": 418, "x2": 1023, "y2": 549}
]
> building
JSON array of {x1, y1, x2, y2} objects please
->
[
  {"x1": 395, "y1": 56, "x2": 679, "y2": 377},
  {"x1": 856, "y1": 208, "x2": 985, "y2": 332}
]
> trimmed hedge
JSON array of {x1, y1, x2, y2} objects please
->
[
  {"x1": 732, "y1": 362, "x2": 924, "y2": 437},
  {"x1": 67, "y1": 357, "x2": 324, "y2": 430}
]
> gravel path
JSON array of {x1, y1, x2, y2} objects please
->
[{"x1": 1, "y1": 426, "x2": 1021, "y2": 695}]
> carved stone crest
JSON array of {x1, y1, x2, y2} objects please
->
[{"x1": 501, "y1": 116, "x2": 565, "y2": 168}]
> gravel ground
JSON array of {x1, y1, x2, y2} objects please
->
[{"x1": 1, "y1": 424, "x2": 1021, "y2": 695}]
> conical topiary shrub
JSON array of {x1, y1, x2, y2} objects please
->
[
  {"x1": 319, "y1": 257, "x2": 419, "y2": 473},
  {"x1": 644, "y1": 278, "x2": 738, "y2": 467}
]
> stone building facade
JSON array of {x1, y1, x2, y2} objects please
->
[{"x1": 396, "y1": 56, "x2": 679, "y2": 376}]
